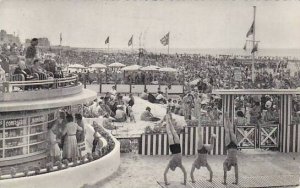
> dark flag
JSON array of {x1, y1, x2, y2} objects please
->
[
  {"x1": 246, "y1": 22, "x2": 254, "y2": 37},
  {"x1": 128, "y1": 35, "x2": 133, "y2": 46},
  {"x1": 105, "y1": 36, "x2": 109, "y2": 44},
  {"x1": 251, "y1": 42, "x2": 258, "y2": 53},
  {"x1": 243, "y1": 41, "x2": 247, "y2": 51},
  {"x1": 160, "y1": 32, "x2": 169, "y2": 46}
]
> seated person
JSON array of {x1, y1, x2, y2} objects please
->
[
  {"x1": 148, "y1": 93, "x2": 156, "y2": 103},
  {"x1": 156, "y1": 91, "x2": 166, "y2": 104},
  {"x1": 32, "y1": 59, "x2": 47, "y2": 79},
  {"x1": 141, "y1": 89, "x2": 148, "y2": 100},
  {"x1": 54, "y1": 67, "x2": 64, "y2": 78},
  {"x1": 90, "y1": 100, "x2": 101, "y2": 117},
  {"x1": 102, "y1": 113, "x2": 116, "y2": 130},
  {"x1": 114, "y1": 105, "x2": 127, "y2": 122},
  {"x1": 100, "y1": 101, "x2": 114, "y2": 117},
  {"x1": 141, "y1": 107, "x2": 160, "y2": 122},
  {"x1": 176, "y1": 101, "x2": 184, "y2": 116},
  {"x1": 109, "y1": 86, "x2": 117, "y2": 97},
  {"x1": 235, "y1": 110, "x2": 247, "y2": 126},
  {"x1": 14, "y1": 60, "x2": 31, "y2": 80}
]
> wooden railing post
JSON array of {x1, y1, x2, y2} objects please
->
[{"x1": 3, "y1": 81, "x2": 9, "y2": 93}]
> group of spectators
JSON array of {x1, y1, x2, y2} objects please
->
[
  {"x1": 48, "y1": 112, "x2": 85, "y2": 163},
  {"x1": 47, "y1": 48, "x2": 300, "y2": 91},
  {"x1": 1, "y1": 39, "x2": 65, "y2": 84},
  {"x1": 2, "y1": 39, "x2": 300, "y2": 92},
  {"x1": 83, "y1": 86, "x2": 136, "y2": 126}
]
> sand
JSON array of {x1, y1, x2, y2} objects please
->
[
  {"x1": 82, "y1": 151, "x2": 300, "y2": 188},
  {"x1": 105, "y1": 97, "x2": 186, "y2": 138}
]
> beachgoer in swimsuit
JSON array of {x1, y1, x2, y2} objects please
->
[
  {"x1": 190, "y1": 121, "x2": 216, "y2": 183},
  {"x1": 164, "y1": 111, "x2": 187, "y2": 186},
  {"x1": 223, "y1": 112, "x2": 239, "y2": 185}
]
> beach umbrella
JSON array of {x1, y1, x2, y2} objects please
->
[
  {"x1": 68, "y1": 64, "x2": 85, "y2": 68},
  {"x1": 108, "y1": 62, "x2": 126, "y2": 68},
  {"x1": 121, "y1": 64, "x2": 142, "y2": 71},
  {"x1": 159, "y1": 67, "x2": 177, "y2": 72},
  {"x1": 189, "y1": 78, "x2": 201, "y2": 85},
  {"x1": 89, "y1": 63, "x2": 107, "y2": 69},
  {"x1": 141, "y1": 65, "x2": 160, "y2": 71}
]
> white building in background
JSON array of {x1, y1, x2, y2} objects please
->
[{"x1": 0, "y1": 30, "x2": 21, "y2": 45}]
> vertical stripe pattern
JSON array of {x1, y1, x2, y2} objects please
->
[
  {"x1": 280, "y1": 95, "x2": 292, "y2": 152},
  {"x1": 222, "y1": 95, "x2": 235, "y2": 126},
  {"x1": 140, "y1": 126, "x2": 226, "y2": 155}
]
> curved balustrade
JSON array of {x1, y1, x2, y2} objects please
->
[{"x1": 1, "y1": 75, "x2": 79, "y2": 93}]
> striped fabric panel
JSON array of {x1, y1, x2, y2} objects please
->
[
  {"x1": 287, "y1": 124, "x2": 300, "y2": 153},
  {"x1": 140, "y1": 126, "x2": 226, "y2": 155}
]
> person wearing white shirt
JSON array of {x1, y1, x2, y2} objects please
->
[
  {"x1": 114, "y1": 105, "x2": 127, "y2": 122},
  {"x1": 110, "y1": 86, "x2": 117, "y2": 96}
]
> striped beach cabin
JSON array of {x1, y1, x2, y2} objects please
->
[{"x1": 139, "y1": 89, "x2": 300, "y2": 155}]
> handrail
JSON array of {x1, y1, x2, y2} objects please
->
[{"x1": 1, "y1": 75, "x2": 79, "y2": 93}]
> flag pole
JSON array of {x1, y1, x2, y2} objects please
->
[
  {"x1": 132, "y1": 36, "x2": 134, "y2": 54},
  {"x1": 251, "y1": 6, "x2": 256, "y2": 82},
  {"x1": 168, "y1": 32, "x2": 170, "y2": 55},
  {"x1": 59, "y1": 33, "x2": 62, "y2": 58}
]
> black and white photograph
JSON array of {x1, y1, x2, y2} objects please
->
[{"x1": 0, "y1": 0, "x2": 300, "y2": 187}]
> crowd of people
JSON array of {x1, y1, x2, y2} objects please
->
[
  {"x1": 48, "y1": 112, "x2": 86, "y2": 163},
  {"x1": 50, "y1": 48, "x2": 300, "y2": 91},
  {"x1": 2, "y1": 38, "x2": 300, "y2": 92}
]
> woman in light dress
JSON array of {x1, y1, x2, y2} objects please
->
[
  {"x1": 48, "y1": 121, "x2": 61, "y2": 163},
  {"x1": 62, "y1": 114, "x2": 83, "y2": 162}
]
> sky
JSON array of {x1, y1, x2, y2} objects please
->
[{"x1": 0, "y1": 0, "x2": 300, "y2": 49}]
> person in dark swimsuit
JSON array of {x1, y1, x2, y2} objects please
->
[
  {"x1": 164, "y1": 109, "x2": 187, "y2": 186},
  {"x1": 191, "y1": 120, "x2": 216, "y2": 183},
  {"x1": 223, "y1": 112, "x2": 239, "y2": 185}
]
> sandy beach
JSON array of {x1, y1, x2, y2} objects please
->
[{"x1": 83, "y1": 151, "x2": 300, "y2": 188}]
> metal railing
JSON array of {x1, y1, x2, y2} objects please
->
[{"x1": 1, "y1": 75, "x2": 79, "y2": 93}]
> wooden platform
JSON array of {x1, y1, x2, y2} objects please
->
[{"x1": 157, "y1": 175, "x2": 299, "y2": 188}]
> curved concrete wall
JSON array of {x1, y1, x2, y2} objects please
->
[
  {"x1": 0, "y1": 84, "x2": 83, "y2": 102},
  {"x1": 0, "y1": 135, "x2": 120, "y2": 188}
]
